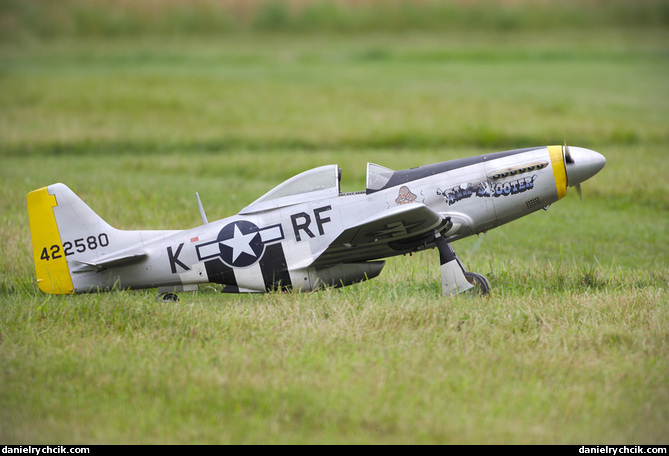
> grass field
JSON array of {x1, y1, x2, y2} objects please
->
[{"x1": 1, "y1": 0, "x2": 668, "y2": 445}]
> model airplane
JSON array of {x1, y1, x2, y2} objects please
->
[{"x1": 27, "y1": 144, "x2": 605, "y2": 300}]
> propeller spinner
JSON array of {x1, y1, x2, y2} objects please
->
[{"x1": 562, "y1": 143, "x2": 606, "y2": 199}]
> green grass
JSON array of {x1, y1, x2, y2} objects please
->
[
  {"x1": 1, "y1": 286, "x2": 666, "y2": 444},
  {"x1": 2, "y1": 29, "x2": 668, "y2": 154},
  {"x1": 2, "y1": 0, "x2": 668, "y2": 40},
  {"x1": 1, "y1": 4, "x2": 668, "y2": 443}
]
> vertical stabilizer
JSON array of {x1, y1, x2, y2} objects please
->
[
  {"x1": 27, "y1": 183, "x2": 117, "y2": 294},
  {"x1": 27, "y1": 185, "x2": 77, "y2": 294}
]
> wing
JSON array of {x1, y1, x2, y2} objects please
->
[{"x1": 311, "y1": 203, "x2": 448, "y2": 266}]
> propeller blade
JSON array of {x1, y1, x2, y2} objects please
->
[
  {"x1": 563, "y1": 137, "x2": 581, "y2": 199},
  {"x1": 564, "y1": 138, "x2": 574, "y2": 164}
]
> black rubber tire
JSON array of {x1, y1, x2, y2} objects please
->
[
  {"x1": 464, "y1": 272, "x2": 491, "y2": 296},
  {"x1": 157, "y1": 292, "x2": 179, "y2": 302}
]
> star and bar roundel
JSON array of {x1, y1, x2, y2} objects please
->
[{"x1": 196, "y1": 220, "x2": 284, "y2": 268}]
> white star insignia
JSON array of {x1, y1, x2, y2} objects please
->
[{"x1": 219, "y1": 225, "x2": 258, "y2": 262}]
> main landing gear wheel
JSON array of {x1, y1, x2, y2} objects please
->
[
  {"x1": 435, "y1": 235, "x2": 491, "y2": 297},
  {"x1": 464, "y1": 272, "x2": 491, "y2": 296},
  {"x1": 156, "y1": 292, "x2": 179, "y2": 302}
]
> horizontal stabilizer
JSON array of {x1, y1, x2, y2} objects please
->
[{"x1": 71, "y1": 252, "x2": 148, "y2": 273}]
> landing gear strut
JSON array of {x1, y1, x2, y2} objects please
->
[{"x1": 435, "y1": 235, "x2": 490, "y2": 296}]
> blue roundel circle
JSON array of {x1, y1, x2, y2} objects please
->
[{"x1": 217, "y1": 220, "x2": 264, "y2": 268}]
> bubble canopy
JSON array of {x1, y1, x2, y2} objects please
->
[{"x1": 240, "y1": 165, "x2": 340, "y2": 214}]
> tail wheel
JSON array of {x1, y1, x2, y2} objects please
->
[
  {"x1": 156, "y1": 292, "x2": 179, "y2": 302},
  {"x1": 464, "y1": 272, "x2": 491, "y2": 296}
]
